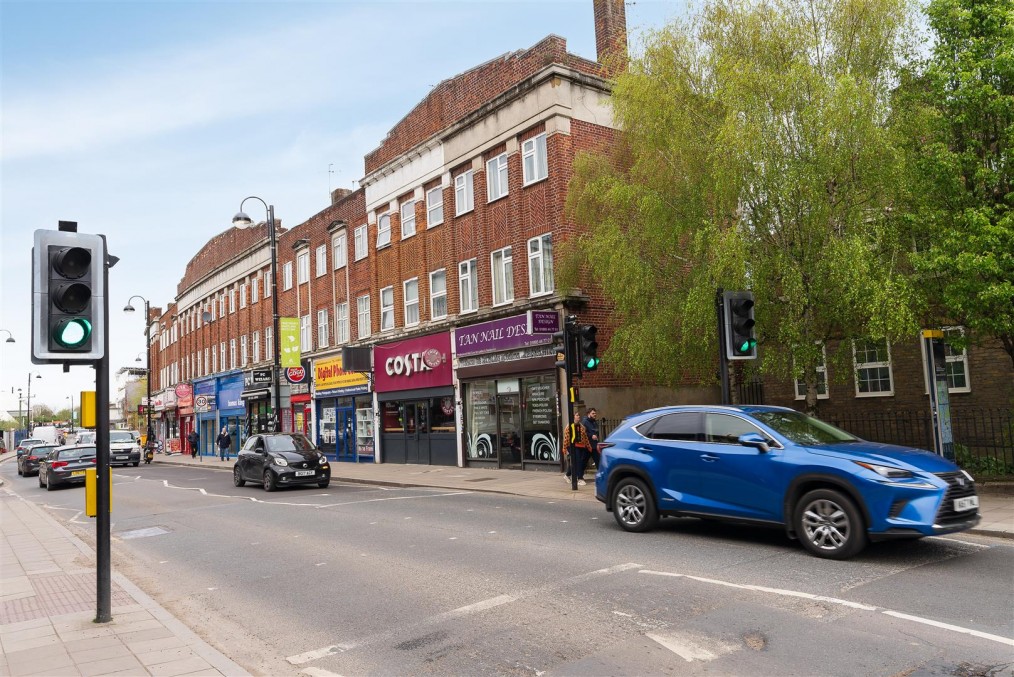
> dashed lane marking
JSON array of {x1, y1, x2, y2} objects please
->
[{"x1": 640, "y1": 569, "x2": 1014, "y2": 648}]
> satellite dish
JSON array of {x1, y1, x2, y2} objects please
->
[{"x1": 202, "y1": 311, "x2": 212, "y2": 323}]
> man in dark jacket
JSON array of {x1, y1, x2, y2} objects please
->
[
  {"x1": 582, "y1": 408, "x2": 601, "y2": 469},
  {"x1": 216, "y1": 426, "x2": 231, "y2": 461},
  {"x1": 188, "y1": 429, "x2": 201, "y2": 460}
]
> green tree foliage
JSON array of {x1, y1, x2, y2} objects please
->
[
  {"x1": 567, "y1": 0, "x2": 920, "y2": 409},
  {"x1": 901, "y1": 0, "x2": 1014, "y2": 365}
]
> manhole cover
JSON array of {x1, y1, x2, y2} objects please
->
[{"x1": 118, "y1": 526, "x2": 170, "y2": 540}]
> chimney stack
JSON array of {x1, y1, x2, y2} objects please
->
[{"x1": 593, "y1": 0, "x2": 627, "y2": 76}]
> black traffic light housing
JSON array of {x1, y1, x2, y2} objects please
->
[
  {"x1": 723, "y1": 290, "x2": 757, "y2": 360},
  {"x1": 32, "y1": 228, "x2": 106, "y2": 363},
  {"x1": 554, "y1": 315, "x2": 578, "y2": 375},
  {"x1": 577, "y1": 324, "x2": 600, "y2": 371}
]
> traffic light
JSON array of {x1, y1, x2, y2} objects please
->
[
  {"x1": 577, "y1": 324, "x2": 600, "y2": 371},
  {"x1": 554, "y1": 315, "x2": 577, "y2": 374},
  {"x1": 723, "y1": 290, "x2": 757, "y2": 360},
  {"x1": 32, "y1": 229, "x2": 106, "y2": 363}
]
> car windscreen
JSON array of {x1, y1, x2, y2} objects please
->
[
  {"x1": 751, "y1": 411, "x2": 858, "y2": 445},
  {"x1": 109, "y1": 432, "x2": 135, "y2": 442},
  {"x1": 58, "y1": 447, "x2": 97, "y2": 460},
  {"x1": 265, "y1": 435, "x2": 315, "y2": 452}
]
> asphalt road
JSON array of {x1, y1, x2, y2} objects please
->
[{"x1": 5, "y1": 462, "x2": 1013, "y2": 676}]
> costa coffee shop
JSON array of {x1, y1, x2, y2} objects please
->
[
  {"x1": 456, "y1": 310, "x2": 561, "y2": 471},
  {"x1": 375, "y1": 332, "x2": 456, "y2": 466}
]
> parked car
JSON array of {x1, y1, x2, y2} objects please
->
[
  {"x1": 109, "y1": 430, "x2": 142, "y2": 467},
  {"x1": 15, "y1": 439, "x2": 46, "y2": 458},
  {"x1": 233, "y1": 433, "x2": 330, "y2": 491},
  {"x1": 38, "y1": 445, "x2": 97, "y2": 490},
  {"x1": 17, "y1": 444, "x2": 58, "y2": 477},
  {"x1": 595, "y1": 405, "x2": 981, "y2": 560}
]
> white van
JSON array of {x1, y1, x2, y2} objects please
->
[{"x1": 32, "y1": 426, "x2": 61, "y2": 445}]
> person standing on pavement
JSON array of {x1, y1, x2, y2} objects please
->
[
  {"x1": 216, "y1": 426, "x2": 231, "y2": 461},
  {"x1": 188, "y1": 429, "x2": 201, "y2": 461},
  {"x1": 582, "y1": 408, "x2": 601, "y2": 470},
  {"x1": 566, "y1": 410, "x2": 593, "y2": 486}
]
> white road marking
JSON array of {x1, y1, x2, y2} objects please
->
[
  {"x1": 641, "y1": 569, "x2": 1014, "y2": 647},
  {"x1": 288, "y1": 646, "x2": 344, "y2": 665},
  {"x1": 301, "y1": 668, "x2": 345, "y2": 677},
  {"x1": 318, "y1": 492, "x2": 472, "y2": 508},
  {"x1": 646, "y1": 632, "x2": 736, "y2": 662},
  {"x1": 315, "y1": 562, "x2": 326, "y2": 566},
  {"x1": 927, "y1": 536, "x2": 990, "y2": 549}
]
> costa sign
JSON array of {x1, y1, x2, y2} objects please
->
[
  {"x1": 374, "y1": 332, "x2": 452, "y2": 393},
  {"x1": 286, "y1": 366, "x2": 308, "y2": 384}
]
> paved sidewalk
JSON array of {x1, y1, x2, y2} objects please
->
[
  {"x1": 0, "y1": 478, "x2": 248, "y2": 677},
  {"x1": 163, "y1": 451, "x2": 1014, "y2": 538}
]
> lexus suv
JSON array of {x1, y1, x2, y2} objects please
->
[
  {"x1": 233, "y1": 433, "x2": 330, "y2": 491},
  {"x1": 595, "y1": 405, "x2": 981, "y2": 559}
]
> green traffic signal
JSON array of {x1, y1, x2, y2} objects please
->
[
  {"x1": 584, "y1": 356, "x2": 601, "y2": 370},
  {"x1": 54, "y1": 318, "x2": 92, "y2": 348}
]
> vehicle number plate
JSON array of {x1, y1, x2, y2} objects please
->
[
  {"x1": 953, "y1": 496, "x2": 978, "y2": 512},
  {"x1": 294, "y1": 470, "x2": 314, "y2": 477},
  {"x1": 116, "y1": 456, "x2": 128, "y2": 460},
  {"x1": 71, "y1": 470, "x2": 86, "y2": 477}
]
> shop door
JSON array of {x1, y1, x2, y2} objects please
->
[
  {"x1": 404, "y1": 401, "x2": 431, "y2": 465},
  {"x1": 497, "y1": 394, "x2": 522, "y2": 469},
  {"x1": 335, "y1": 408, "x2": 356, "y2": 462}
]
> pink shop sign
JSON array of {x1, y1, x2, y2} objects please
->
[{"x1": 374, "y1": 332, "x2": 452, "y2": 393}]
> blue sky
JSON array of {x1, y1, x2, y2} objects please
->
[{"x1": 0, "y1": 0, "x2": 684, "y2": 416}]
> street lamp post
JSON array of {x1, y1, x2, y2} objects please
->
[
  {"x1": 27, "y1": 372, "x2": 41, "y2": 432},
  {"x1": 124, "y1": 296, "x2": 154, "y2": 447},
  {"x1": 233, "y1": 197, "x2": 282, "y2": 432},
  {"x1": 67, "y1": 395, "x2": 75, "y2": 433},
  {"x1": 17, "y1": 388, "x2": 23, "y2": 432}
]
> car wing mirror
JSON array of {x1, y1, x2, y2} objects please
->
[{"x1": 738, "y1": 432, "x2": 771, "y2": 453}]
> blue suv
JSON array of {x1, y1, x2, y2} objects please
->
[{"x1": 595, "y1": 405, "x2": 981, "y2": 559}]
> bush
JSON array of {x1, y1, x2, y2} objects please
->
[{"x1": 954, "y1": 444, "x2": 1014, "y2": 478}]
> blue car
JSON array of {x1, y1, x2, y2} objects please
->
[{"x1": 595, "y1": 405, "x2": 981, "y2": 559}]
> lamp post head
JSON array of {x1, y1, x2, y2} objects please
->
[
  {"x1": 5, "y1": 337, "x2": 13, "y2": 343},
  {"x1": 233, "y1": 212, "x2": 254, "y2": 229},
  {"x1": 123, "y1": 304, "x2": 135, "y2": 313}
]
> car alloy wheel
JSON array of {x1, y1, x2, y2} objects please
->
[
  {"x1": 263, "y1": 470, "x2": 277, "y2": 492},
  {"x1": 233, "y1": 466, "x2": 245, "y2": 487},
  {"x1": 612, "y1": 477, "x2": 658, "y2": 532},
  {"x1": 795, "y1": 488, "x2": 866, "y2": 560}
]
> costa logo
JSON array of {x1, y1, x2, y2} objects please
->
[
  {"x1": 286, "y1": 366, "x2": 307, "y2": 383},
  {"x1": 175, "y1": 383, "x2": 192, "y2": 398}
]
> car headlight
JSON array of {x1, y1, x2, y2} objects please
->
[
  {"x1": 318, "y1": 455, "x2": 328, "y2": 467},
  {"x1": 273, "y1": 456, "x2": 289, "y2": 466},
  {"x1": 853, "y1": 461, "x2": 914, "y2": 479},
  {"x1": 960, "y1": 469, "x2": 975, "y2": 483}
]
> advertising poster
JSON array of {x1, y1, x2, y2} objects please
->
[{"x1": 279, "y1": 317, "x2": 301, "y2": 368}]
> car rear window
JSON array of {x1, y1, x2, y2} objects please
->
[
  {"x1": 58, "y1": 447, "x2": 97, "y2": 460},
  {"x1": 29, "y1": 446, "x2": 57, "y2": 456}
]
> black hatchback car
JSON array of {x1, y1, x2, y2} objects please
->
[
  {"x1": 17, "y1": 444, "x2": 58, "y2": 477},
  {"x1": 234, "y1": 433, "x2": 330, "y2": 491},
  {"x1": 38, "y1": 445, "x2": 97, "y2": 490}
]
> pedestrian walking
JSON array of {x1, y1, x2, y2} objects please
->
[
  {"x1": 216, "y1": 426, "x2": 231, "y2": 461},
  {"x1": 582, "y1": 407, "x2": 601, "y2": 471},
  {"x1": 565, "y1": 410, "x2": 593, "y2": 486},
  {"x1": 188, "y1": 429, "x2": 201, "y2": 461}
]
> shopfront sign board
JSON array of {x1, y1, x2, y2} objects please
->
[
  {"x1": 374, "y1": 332, "x2": 452, "y2": 392},
  {"x1": 456, "y1": 311, "x2": 559, "y2": 357}
]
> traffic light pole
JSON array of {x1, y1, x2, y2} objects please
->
[
  {"x1": 716, "y1": 288, "x2": 731, "y2": 405},
  {"x1": 95, "y1": 234, "x2": 111, "y2": 623}
]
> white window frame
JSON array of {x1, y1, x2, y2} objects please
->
[
  {"x1": 377, "y1": 213, "x2": 392, "y2": 248},
  {"x1": 239, "y1": 283, "x2": 247, "y2": 309},
  {"x1": 794, "y1": 345, "x2": 829, "y2": 400},
  {"x1": 240, "y1": 335, "x2": 248, "y2": 367},
  {"x1": 357, "y1": 295, "x2": 371, "y2": 339},
  {"x1": 283, "y1": 261, "x2": 293, "y2": 290},
  {"x1": 527, "y1": 233, "x2": 554, "y2": 297},
  {"x1": 218, "y1": 294, "x2": 225, "y2": 318},
  {"x1": 300, "y1": 314, "x2": 312, "y2": 352},
  {"x1": 335, "y1": 302, "x2": 349, "y2": 345},
  {"x1": 354, "y1": 225, "x2": 368, "y2": 260},
  {"x1": 251, "y1": 277, "x2": 259, "y2": 303},
  {"x1": 380, "y1": 286, "x2": 395, "y2": 332},
  {"x1": 230, "y1": 288, "x2": 236, "y2": 313},
  {"x1": 317, "y1": 308, "x2": 329, "y2": 348},
  {"x1": 491, "y1": 246, "x2": 514, "y2": 306},
  {"x1": 426, "y1": 186, "x2": 444, "y2": 227},
  {"x1": 459, "y1": 259, "x2": 478, "y2": 314},
  {"x1": 333, "y1": 232, "x2": 347, "y2": 270},
  {"x1": 486, "y1": 153, "x2": 509, "y2": 202},
  {"x1": 853, "y1": 339, "x2": 894, "y2": 397},
  {"x1": 430, "y1": 269, "x2": 447, "y2": 320},
  {"x1": 404, "y1": 278, "x2": 420, "y2": 327},
  {"x1": 264, "y1": 272, "x2": 272, "y2": 297},
  {"x1": 315, "y1": 245, "x2": 327, "y2": 277},
  {"x1": 297, "y1": 252, "x2": 310, "y2": 285},
  {"x1": 400, "y1": 201, "x2": 416, "y2": 239},
  {"x1": 522, "y1": 133, "x2": 548, "y2": 185},
  {"x1": 252, "y1": 330, "x2": 260, "y2": 363},
  {"x1": 455, "y1": 170, "x2": 474, "y2": 216},
  {"x1": 264, "y1": 327, "x2": 273, "y2": 360},
  {"x1": 229, "y1": 339, "x2": 236, "y2": 370}
]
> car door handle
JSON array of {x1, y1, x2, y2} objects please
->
[
  {"x1": 701, "y1": 453, "x2": 719, "y2": 462},
  {"x1": 637, "y1": 447, "x2": 653, "y2": 453}
]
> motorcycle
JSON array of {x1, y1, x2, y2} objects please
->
[{"x1": 144, "y1": 444, "x2": 155, "y2": 464}]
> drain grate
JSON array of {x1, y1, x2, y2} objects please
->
[{"x1": 118, "y1": 526, "x2": 170, "y2": 539}]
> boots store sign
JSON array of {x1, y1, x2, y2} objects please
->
[{"x1": 374, "y1": 332, "x2": 452, "y2": 392}]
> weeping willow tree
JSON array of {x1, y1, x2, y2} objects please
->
[{"x1": 567, "y1": 0, "x2": 922, "y2": 410}]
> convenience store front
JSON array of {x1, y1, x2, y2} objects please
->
[
  {"x1": 313, "y1": 355, "x2": 372, "y2": 463},
  {"x1": 375, "y1": 332, "x2": 456, "y2": 466}
]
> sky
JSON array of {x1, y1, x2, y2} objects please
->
[{"x1": 0, "y1": 0, "x2": 685, "y2": 418}]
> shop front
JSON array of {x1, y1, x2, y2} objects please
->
[
  {"x1": 193, "y1": 377, "x2": 216, "y2": 457},
  {"x1": 176, "y1": 383, "x2": 194, "y2": 453},
  {"x1": 313, "y1": 355, "x2": 372, "y2": 462},
  {"x1": 455, "y1": 310, "x2": 562, "y2": 471},
  {"x1": 217, "y1": 372, "x2": 245, "y2": 456},
  {"x1": 151, "y1": 388, "x2": 179, "y2": 452},
  {"x1": 241, "y1": 368, "x2": 274, "y2": 435},
  {"x1": 375, "y1": 332, "x2": 456, "y2": 466},
  {"x1": 285, "y1": 365, "x2": 311, "y2": 436}
]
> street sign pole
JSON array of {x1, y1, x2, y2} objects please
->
[
  {"x1": 716, "y1": 288, "x2": 730, "y2": 405},
  {"x1": 95, "y1": 232, "x2": 112, "y2": 622}
]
